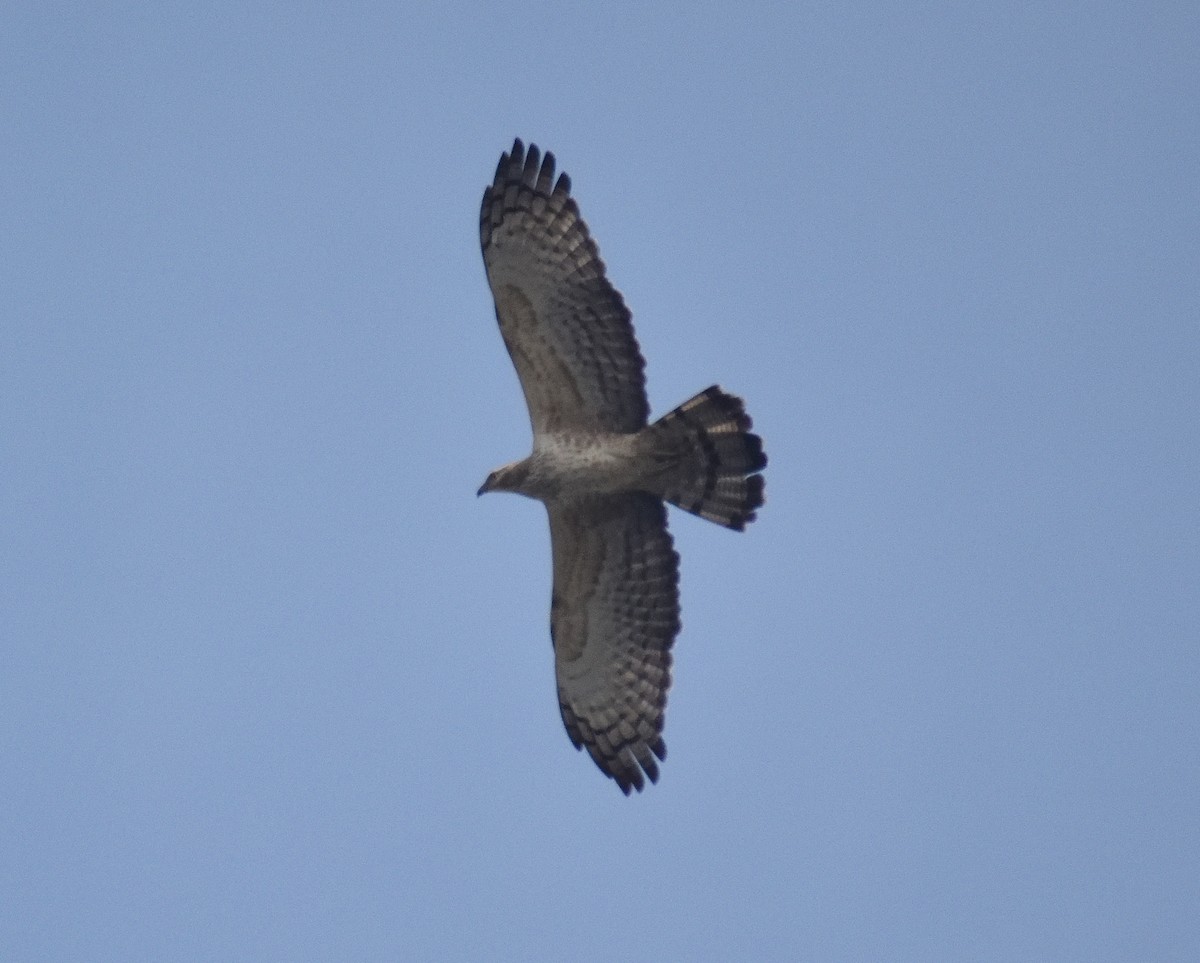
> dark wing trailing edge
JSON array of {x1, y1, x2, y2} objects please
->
[
  {"x1": 480, "y1": 139, "x2": 650, "y2": 436},
  {"x1": 547, "y1": 494, "x2": 680, "y2": 794}
]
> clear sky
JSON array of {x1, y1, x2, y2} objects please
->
[{"x1": 3, "y1": 2, "x2": 1197, "y2": 960}]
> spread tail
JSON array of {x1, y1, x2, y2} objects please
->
[{"x1": 645, "y1": 386, "x2": 767, "y2": 530}]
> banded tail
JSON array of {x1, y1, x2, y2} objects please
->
[{"x1": 646, "y1": 386, "x2": 767, "y2": 531}]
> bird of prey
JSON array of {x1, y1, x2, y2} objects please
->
[{"x1": 478, "y1": 139, "x2": 766, "y2": 794}]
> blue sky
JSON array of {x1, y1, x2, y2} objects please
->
[{"x1": 3, "y1": 2, "x2": 1197, "y2": 960}]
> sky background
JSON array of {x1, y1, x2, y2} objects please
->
[{"x1": 3, "y1": 2, "x2": 1197, "y2": 960}]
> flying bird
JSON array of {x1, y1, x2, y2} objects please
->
[{"x1": 478, "y1": 139, "x2": 766, "y2": 794}]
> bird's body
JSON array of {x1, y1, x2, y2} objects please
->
[
  {"x1": 478, "y1": 139, "x2": 766, "y2": 794},
  {"x1": 483, "y1": 432, "x2": 642, "y2": 500}
]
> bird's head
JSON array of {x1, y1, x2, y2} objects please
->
[{"x1": 477, "y1": 460, "x2": 529, "y2": 497}]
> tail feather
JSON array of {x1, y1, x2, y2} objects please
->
[{"x1": 645, "y1": 386, "x2": 767, "y2": 530}]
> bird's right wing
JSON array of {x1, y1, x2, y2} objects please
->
[{"x1": 480, "y1": 139, "x2": 650, "y2": 437}]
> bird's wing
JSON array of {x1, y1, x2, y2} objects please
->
[
  {"x1": 547, "y1": 493, "x2": 679, "y2": 794},
  {"x1": 481, "y1": 139, "x2": 650, "y2": 437}
]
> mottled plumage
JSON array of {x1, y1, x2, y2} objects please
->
[{"x1": 479, "y1": 139, "x2": 766, "y2": 794}]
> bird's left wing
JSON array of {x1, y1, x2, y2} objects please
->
[{"x1": 547, "y1": 494, "x2": 680, "y2": 794}]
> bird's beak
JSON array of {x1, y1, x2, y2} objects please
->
[{"x1": 476, "y1": 479, "x2": 490, "y2": 497}]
